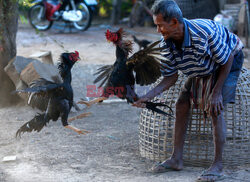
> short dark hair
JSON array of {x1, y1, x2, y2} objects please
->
[{"x1": 151, "y1": 0, "x2": 183, "y2": 23}]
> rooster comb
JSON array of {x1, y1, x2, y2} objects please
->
[
  {"x1": 69, "y1": 51, "x2": 80, "y2": 62},
  {"x1": 105, "y1": 28, "x2": 124, "y2": 43}
]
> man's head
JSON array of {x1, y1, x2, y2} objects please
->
[
  {"x1": 151, "y1": 0, "x2": 183, "y2": 23},
  {"x1": 151, "y1": 0, "x2": 184, "y2": 40}
]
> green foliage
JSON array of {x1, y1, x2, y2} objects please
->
[
  {"x1": 19, "y1": 14, "x2": 28, "y2": 24},
  {"x1": 98, "y1": 0, "x2": 133, "y2": 18},
  {"x1": 19, "y1": 0, "x2": 33, "y2": 8},
  {"x1": 18, "y1": 0, "x2": 33, "y2": 14},
  {"x1": 98, "y1": 0, "x2": 113, "y2": 17},
  {"x1": 19, "y1": 0, "x2": 33, "y2": 6},
  {"x1": 121, "y1": 0, "x2": 133, "y2": 17},
  {"x1": 18, "y1": 0, "x2": 33, "y2": 22}
]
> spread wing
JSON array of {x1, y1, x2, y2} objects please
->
[
  {"x1": 93, "y1": 64, "x2": 114, "y2": 87},
  {"x1": 15, "y1": 77, "x2": 63, "y2": 111},
  {"x1": 16, "y1": 78, "x2": 62, "y2": 95},
  {"x1": 126, "y1": 40, "x2": 167, "y2": 86}
]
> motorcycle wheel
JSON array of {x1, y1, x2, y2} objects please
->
[
  {"x1": 73, "y1": 2, "x2": 92, "y2": 31},
  {"x1": 28, "y1": 4, "x2": 53, "y2": 31}
]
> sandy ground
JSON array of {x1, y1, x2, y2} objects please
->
[{"x1": 0, "y1": 21, "x2": 250, "y2": 182}]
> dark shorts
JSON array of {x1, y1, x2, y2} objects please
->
[
  {"x1": 179, "y1": 50, "x2": 244, "y2": 105},
  {"x1": 222, "y1": 50, "x2": 244, "y2": 104}
]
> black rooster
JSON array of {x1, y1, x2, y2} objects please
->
[
  {"x1": 132, "y1": 35, "x2": 151, "y2": 50},
  {"x1": 15, "y1": 51, "x2": 89, "y2": 137},
  {"x1": 79, "y1": 29, "x2": 173, "y2": 116}
]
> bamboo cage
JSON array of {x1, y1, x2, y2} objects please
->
[{"x1": 139, "y1": 68, "x2": 250, "y2": 167}]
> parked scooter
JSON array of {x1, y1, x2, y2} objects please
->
[{"x1": 29, "y1": 0, "x2": 98, "y2": 31}]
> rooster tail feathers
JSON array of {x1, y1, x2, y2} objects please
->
[
  {"x1": 93, "y1": 65, "x2": 114, "y2": 87},
  {"x1": 16, "y1": 113, "x2": 50, "y2": 138}
]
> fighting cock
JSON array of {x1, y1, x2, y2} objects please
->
[
  {"x1": 132, "y1": 35, "x2": 151, "y2": 50},
  {"x1": 15, "y1": 51, "x2": 89, "y2": 137},
  {"x1": 79, "y1": 28, "x2": 173, "y2": 116}
]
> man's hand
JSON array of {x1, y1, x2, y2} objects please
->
[
  {"x1": 207, "y1": 53, "x2": 234, "y2": 117},
  {"x1": 207, "y1": 91, "x2": 224, "y2": 117},
  {"x1": 132, "y1": 97, "x2": 150, "y2": 108},
  {"x1": 132, "y1": 74, "x2": 178, "y2": 108}
]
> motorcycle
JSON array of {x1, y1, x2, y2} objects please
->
[{"x1": 28, "y1": 0, "x2": 98, "y2": 31}]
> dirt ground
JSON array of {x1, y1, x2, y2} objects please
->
[{"x1": 0, "y1": 21, "x2": 250, "y2": 182}]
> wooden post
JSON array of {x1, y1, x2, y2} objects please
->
[
  {"x1": 238, "y1": 0, "x2": 246, "y2": 37},
  {"x1": 245, "y1": 0, "x2": 250, "y2": 47},
  {"x1": 219, "y1": 0, "x2": 226, "y2": 10},
  {"x1": 111, "y1": 0, "x2": 122, "y2": 25}
]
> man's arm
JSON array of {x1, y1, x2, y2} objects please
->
[
  {"x1": 133, "y1": 72, "x2": 178, "y2": 108},
  {"x1": 209, "y1": 53, "x2": 234, "y2": 116}
]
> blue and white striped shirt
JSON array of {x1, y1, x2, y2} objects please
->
[{"x1": 160, "y1": 18, "x2": 239, "y2": 77}]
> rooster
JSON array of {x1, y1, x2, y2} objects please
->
[
  {"x1": 79, "y1": 29, "x2": 173, "y2": 116},
  {"x1": 132, "y1": 35, "x2": 151, "y2": 50},
  {"x1": 15, "y1": 51, "x2": 90, "y2": 137}
]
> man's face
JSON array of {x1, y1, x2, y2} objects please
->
[{"x1": 153, "y1": 14, "x2": 176, "y2": 40}]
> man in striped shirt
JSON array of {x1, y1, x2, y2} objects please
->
[{"x1": 133, "y1": 0, "x2": 244, "y2": 181}]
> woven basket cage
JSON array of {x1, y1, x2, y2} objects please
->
[{"x1": 139, "y1": 68, "x2": 250, "y2": 167}]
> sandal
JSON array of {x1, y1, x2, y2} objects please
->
[
  {"x1": 151, "y1": 162, "x2": 181, "y2": 173},
  {"x1": 196, "y1": 170, "x2": 226, "y2": 182}
]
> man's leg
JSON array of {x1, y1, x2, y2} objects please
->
[
  {"x1": 152, "y1": 89, "x2": 191, "y2": 172},
  {"x1": 198, "y1": 111, "x2": 226, "y2": 181},
  {"x1": 211, "y1": 111, "x2": 226, "y2": 172}
]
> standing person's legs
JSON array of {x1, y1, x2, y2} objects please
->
[
  {"x1": 152, "y1": 79, "x2": 192, "y2": 172},
  {"x1": 211, "y1": 112, "x2": 226, "y2": 172},
  {"x1": 197, "y1": 50, "x2": 244, "y2": 181},
  {"x1": 197, "y1": 112, "x2": 226, "y2": 181}
]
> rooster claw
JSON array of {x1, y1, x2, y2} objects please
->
[
  {"x1": 16, "y1": 130, "x2": 23, "y2": 138},
  {"x1": 77, "y1": 97, "x2": 107, "y2": 107},
  {"x1": 68, "y1": 112, "x2": 92, "y2": 122},
  {"x1": 77, "y1": 100, "x2": 90, "y2": 106},
  {"x1": 77, "y1": 129, "x2": 90, "y2": 135}
]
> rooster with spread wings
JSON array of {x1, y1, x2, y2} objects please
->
[
  {"x1": 79, "y1": 28, "x2": 172, "y2": 116},
  {"x1": 15, "y1": 51, "x2": 90, "y2": 137}
]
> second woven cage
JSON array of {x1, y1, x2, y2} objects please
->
[{"x1": 139, "y1": 68, "x2": 250, "y2": 167}]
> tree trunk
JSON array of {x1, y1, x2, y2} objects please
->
[
  {"x1": 111, "y1": 0, "x2": 122, "y2": 25},
  {"x1": 0, "y1": 0, "x2": 20, "y2": 106}
]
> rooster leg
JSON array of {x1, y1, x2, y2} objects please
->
[
  {"x1": 60, "y1": 105, "x2": 89, "y2": 135},
  {"x1": 68, "y1": 112, "x2": 92, "y2": 122},
  {"x1": 64, "y1": 125, "x2": 90, "y2": 135},
  {"x1": 77, "y1": 97, "x2": 107, "y2": 107},
  {"x1": 73, "y1": 101, "x2": 81, "y2": 111}
]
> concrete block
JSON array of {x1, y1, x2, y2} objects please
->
[
  {"x1": 20, "y1": 60, "x2": 61, "y2": 85},
  {"x1": 29, "y1": 51, "x2": 53, "y2": 64}
]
